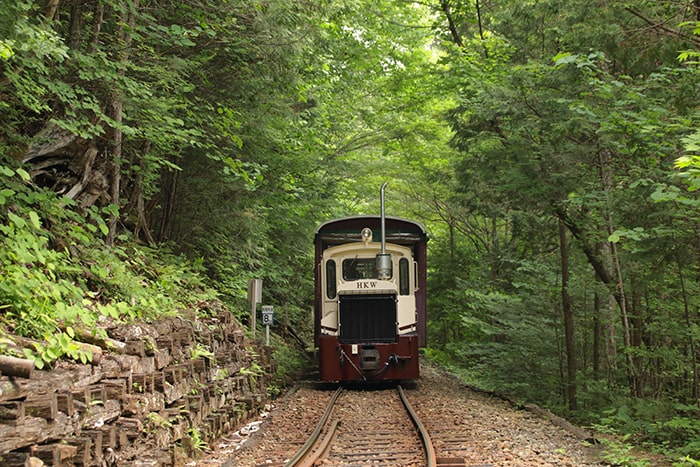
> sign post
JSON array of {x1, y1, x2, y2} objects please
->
[
  {"x1": 261, "y1": 305, "x2": 274, "y2": 346},
  {"x1": 247, "y1": 279, "x2": 262, "y2": 338}
]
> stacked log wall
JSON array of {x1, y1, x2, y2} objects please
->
[{"x1": 0, "y1": 311, "x2": 276, "y2": 466}]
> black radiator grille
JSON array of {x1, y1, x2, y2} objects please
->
[{"x1": 339, "y1": 294, "x2": 397, "y2": 343}]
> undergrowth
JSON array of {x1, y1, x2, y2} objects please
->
[
  {"x1": 0, "y1": 159, "x2": 218, "y2": 369},
  {"x1": 596, "y1": 398, "x2": 700, "y2": 466}
]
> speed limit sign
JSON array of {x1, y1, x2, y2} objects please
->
[{"x1": 261, "y1": 305, "x2": 274, "y2": 325}]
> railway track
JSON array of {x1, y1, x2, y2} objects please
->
[
  {"x1": 204, "y1": 364, "x2": 605, "y2": 466},
  {"x1": 277, "y1": 385, "x2": 465, "y2": 467}
]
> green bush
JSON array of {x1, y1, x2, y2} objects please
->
[
  {"x1": 0, "y1": 159, "x2": 220, "y2": 369},
  {"x1": 598, "y1": 398, "x2": 700, "y2": 461}
]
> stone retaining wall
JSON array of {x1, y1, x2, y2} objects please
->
[{"x1": 0, "y1": 309, "x2": 275, "y2": 466}]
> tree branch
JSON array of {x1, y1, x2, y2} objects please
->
[
  {"x1": 625, "y1": 7, "x2": 700, "y2": 46},
  {"x1": 440, "y1": 0, "x2": 464, "y2": 48}
]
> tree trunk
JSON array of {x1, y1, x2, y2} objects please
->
[
  {"x1": 449, "y1": 220, "x2": 455, "y2": 263},
  {"x1": 107, "y1": 100, "x2": 122, "y2": 246},
  {"x1": 130, "y1": 142, "x2": 155, "y2": 244},
  {"x1": 597, "y1": 146, "x2": 639, "y2": 397},
  {"x1": 107, "y1": 0, "x2": 139, "y2": 246},
  {"x1": 559, "y1": 219, "x2": 577, "y2": 410},
  {"x1": 68, "y1": 0, "x2": 83, "y2": 50},
  {"x1": 46, "y1": 0, "x2": 60, "y2": 21},
  {"x1": 155, "y1": 162, "x2": 179, "y2": 242},
  {"x1": 603, "y1": 251, "x2": 619, "y2": 385},
  {"x1": 593, "y1": 289, "x2": 601, "y2": 380},
  {"x1": 607, "y1": 229, "x2": 637, "y2": 397},
  {"x1": 630, "y1": 284, "x2": 645, "y2": 396},
  {"x1": 677, "y1": 253, "x2": 699, "y2": 402},
  {"x1": 88, "y1": 0, "x2": 104, "y2": 53}
]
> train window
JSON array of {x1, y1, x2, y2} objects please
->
[
  {"x1": 414, "y1": 261, "x2": 419, "y2": 291},
  {"x1": 399, "y1": 258, "x2": 410, "y2": 295},
  {"x1": 343, "y1": 257, "x2": 390, "y2": 280},
  {"x1": 326, "y1": 260, "x2": 336, "y2": 298}
]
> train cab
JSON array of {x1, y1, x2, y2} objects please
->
[{"x1": 314, "y1": 213, "x2": 427, "y2": 382}]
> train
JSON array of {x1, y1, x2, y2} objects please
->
[{"x1": 313, "y1": 184, "x2": 428, "y2": 381}]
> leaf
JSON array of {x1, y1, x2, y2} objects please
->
[
  {"x1": 608, "y1": 232, "x2": 620, "y2": 243},
  {"x1": 650, "y1": 185, "x2": 679, "y2": 202},
  {"x1": 675, "y1": 155, "x2": 695, "y2": 168},
  {"x1": 58, "y1": 333, "x2": 71, "y2": 351},
  {"x1": 0, "y1": 41, "x2": 14, "y2": 60},
  {"x1": 28, "y1": 211, "x2": 41, "y2": 229},
  {"x1": 16, "y1": 168, "x2": 30, "y2": 181},
  {"x1": 553, "y1": 52, "x2": 576, "y2": 66},
  {"x1": 8, "y1": 212, "x2": 26, "y2": 229}
]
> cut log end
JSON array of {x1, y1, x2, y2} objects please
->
[{"x1": 0, "y1": 355, "x2": 35, "y2": 379}]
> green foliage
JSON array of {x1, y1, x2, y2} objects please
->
[
  {"x1": 599, "y1": 435, "x2": 652, "y2": 467},
  {"x1": 675, "y1": 154, "x2": 700, "y2": 194},
  {"x1": 185, "y1": 427, "x2": 209, "y2": 454},
  {"x1": 266, "y1": 384, "x2": 281, "y2": 399},
  {"x1": 190, "y1": 343, "x2": 214, "y2": 361},
  {"x1": 0, "y1": 157, "x2": 222, "y2": 367},
  {"x1": 239, "y1": 362, "x2": 263, "y2": 376},
  {"x1": 675, "y1": 456, "x2": 700, "y2": 467},
  {"x1": 646, "y1": 404, "x2": 700, "y2": 460},
  {"x1": 597, "y1": 399, "x2": 700, "y2": 461},
  {"x1": 420, "y1": 2, "x2": 700, "y2": 463},
  {"x1": 0, "y1": 1, "x2": 69, "y2": 115},
  {"x1": 270, "y1": 333, "x2": 312, "y2": 385},
  {"x1": 0, "y1": 164, "x2": 88, "y2": 341},
  {"x1": 145, "y1": 412, "x2": 173, "y2": 431},
  {"x1": 23, "y1": 330, "x2": 92, "y2": 370}
]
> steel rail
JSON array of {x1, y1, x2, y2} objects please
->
[
  {"x1": 283, "y1": 386, "x2": 343, "y2": 467},
  {"x1": 297, "y1": 419, "x2": 340, "y2": 467},
  {"x1": 398, "y1": 384, "x2": 437, "y2": 467}
]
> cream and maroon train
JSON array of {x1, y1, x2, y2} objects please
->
[{"x1": 313, "y1": 185, "x2": 428, "y2": 381}]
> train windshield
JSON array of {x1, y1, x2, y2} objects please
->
[{"x1": 342, "y1": 257, "x2": 392, "y2": 280}]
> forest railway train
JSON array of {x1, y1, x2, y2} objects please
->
[{"x1": 313, "y1": 185, "x2": 428, "y2": 382}]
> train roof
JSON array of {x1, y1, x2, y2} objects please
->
[{"x1": 314, "y1": 215, "x2": 428, "y2": 245}]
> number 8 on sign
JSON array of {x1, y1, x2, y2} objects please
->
[{"x1": 261, "y1": 306, "x2": 274, "y2": 326}]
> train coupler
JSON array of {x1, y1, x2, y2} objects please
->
[{"x1": 359, "y1": 348, "x2": 381, "y2": 370}]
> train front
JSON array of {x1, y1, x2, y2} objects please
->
[{"x1": 314, "y1": 214, "x2": 427, "y2": 382}]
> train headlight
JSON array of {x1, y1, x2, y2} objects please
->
[
  {"x1": 361, "y1": 227, "x2": 372, "y2": 246},
  {"x1": 376, "y1": 253, "x2": 392, "y2": 280}
]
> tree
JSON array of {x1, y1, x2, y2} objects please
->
[
  {"x1": 430, "y1": 0, "x2": 700, "y2": 410},
  {"x1": 560, "y1": 219, "x2": 576, "y2": 410}
]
